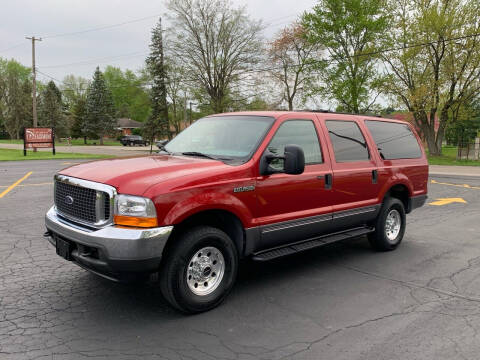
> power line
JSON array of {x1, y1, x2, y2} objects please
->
[
  {"x1": 42, "y1": 13, "x2": 163, "y2": 39},
  {"x1": 37, "y1": 30, "x2": 480, "y2": 93},
  {"x1": 39, "y1": 51, "x2": 148, "y2": 69},
  {"x1": 0, "y1": 42, "x2": 27, "y2": 53}
]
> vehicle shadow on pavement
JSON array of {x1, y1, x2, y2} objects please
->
[{"x1": 72, "y1": 236, "x2": 374, "y2": 318}]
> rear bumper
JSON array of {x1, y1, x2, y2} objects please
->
[
  {"x1": 44, "y1": 206, "x2": 173, "y2": 280},
  {"x1": 408, "y1": 194, "x2": 428, "y2": 213}
]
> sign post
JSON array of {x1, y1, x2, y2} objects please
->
[{"x1": 24, "y1": 128, "x2": 55, "y2": 156}]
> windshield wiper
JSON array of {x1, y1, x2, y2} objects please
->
[
  {"x1": 180, "y1": 151, "x2": 233, "y2": 161},
  {"x1": 180, "y1": 151, "x2": 218, "y2": 160},
  {"x1": 157, "y1": 148, "x2": 173, "y2": 155}
]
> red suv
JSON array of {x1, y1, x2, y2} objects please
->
[{"x1": 45, "y1": 111, "x2": 428, "y2": 313}]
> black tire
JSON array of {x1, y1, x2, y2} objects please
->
[
  {"x1": 129, "y1": 141, "x2": 134, "y2": 146},
  {"x1": 368, "y1": 197, "x2": 406, "y2": 251},
  {"x1": 122, "y1": 143, "x2": 126, "y2": 146},
  {"x1": 160, "y1": 226, "x2": 238, "y2": 313}
]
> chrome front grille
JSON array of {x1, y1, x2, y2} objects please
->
[
  {"x1": 54, "y1": 175, "x2": 116, "y2": 228},
  {"x1": 55, "y1": 181, "x2": 97, "y2": 223}
]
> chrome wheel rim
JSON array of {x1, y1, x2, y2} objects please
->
[
  {"x1": 385, "y1": 209, "x2": 401, "y2": 242},
  {"x1": 186, "y1": 246, "x2": 225, "y2": 296}
]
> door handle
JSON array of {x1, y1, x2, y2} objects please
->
[
  {"x1": 372, "y1": 170, "x2": 378, "y2": 184},
  {"x1": 324, "y1": 173, "x2": 332, "y2": 190}
]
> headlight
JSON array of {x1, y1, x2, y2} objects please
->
[{"x1": 114, "y1": 194, "x2": 158, "y2": 228}]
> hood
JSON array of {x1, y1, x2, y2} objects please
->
[{"x1": 59, "y1": 155, "x2": 230, "y2": 196}]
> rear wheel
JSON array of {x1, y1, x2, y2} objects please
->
[
  {"x1": 160, "y1": 226, "x2": 238, "y2": 313},
  {"x1": 368, "y1": 197, "x2": 406, "y2": 251}
]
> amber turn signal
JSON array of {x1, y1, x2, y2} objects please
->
[{"x1": 113, "y1": 215, "x2": 158, "y2": 228}]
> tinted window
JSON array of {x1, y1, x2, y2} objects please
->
[
  {"x1": 326, "y1": 120, "x2": 369, "y2": 162},
  {"x1": 267, "y1": 120, "x2": 322, "y2": 170},
  {"x1": 366, "y1": 121, "x2": 422, "y2": 159}
]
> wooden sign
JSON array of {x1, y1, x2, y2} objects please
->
[{"x1": 24, "y1": 128, "x2": 55, "y2": 156}]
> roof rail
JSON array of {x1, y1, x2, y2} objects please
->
[{"x1": 296, "y1": 109, "x2": 385, "y2": 118}]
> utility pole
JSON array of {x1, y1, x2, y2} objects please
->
[{"x1": 25, "y1": 36, "x2": 42, "y2": 128}]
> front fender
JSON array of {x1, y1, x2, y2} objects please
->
[{"x1": 163, "y1": 191, "x2": 253, "y2": 227}]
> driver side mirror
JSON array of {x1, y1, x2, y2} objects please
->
[{"x1": 260, "y1": 144, "x2": 305, "y2": 176}]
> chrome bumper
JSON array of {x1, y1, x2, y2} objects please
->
[{"x1": 45, "y1": 206, "x2": 173, "y2": 278}]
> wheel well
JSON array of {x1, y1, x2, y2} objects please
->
[
  {"x1": 386, "y1": 184, "x2": 410, "y2": 213},
  {"x1": 163, "y1": 210, "x2": 245, "y2": 259}
]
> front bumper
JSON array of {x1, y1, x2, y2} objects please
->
[{"x1": 45, "y1": 206, "x2": 173, "y2": 281}]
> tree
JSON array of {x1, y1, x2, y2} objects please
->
[
  {"x1": 39, "y1": 81, "x2": 66, "y2": 136},
  {"x1": 70, "y1": 96, "x2": 87, "y2": 141},
  {"x1": 165, "y1": 58, "x2": 189, "y2": 134},
  {"x1": 61, "y1": 75, "x2": 89, "y2": 142},
  {"x1": 103, "y1": 66, "x2": 151, "y2": 122},
  {"x1": 302, "y1": 0, "x2": 388, "y2": 113},
  {"x1": 84, "y1": 67, "x2": 116, "y2": 145},
  {"x1": 0, "y1": 58, "x2": 32, "y2": 139},
  {"x1": 381, "y1": 0, "x2": 480, "y2": 155},
  {"x1": 445, "y1": 101, "x2": 480, "y2": 145},
  {"x1": 145, "y1": 17, "x2": 169, "y2": 144},
  {"x1": 166, "y1": 0, "x2": 263, "y2": 113},
  {"x1": 61, "y1": 75, "x2": 89, "y2": 110},
  {"x1": 267, "y1": 23, "x2": 322, "y2": 110}
]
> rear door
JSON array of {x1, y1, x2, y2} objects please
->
[
  {"x1": 254, "y1": 115, "x2": 334, "y2": 250},
  {"x1": 319, "y1": 118, "x2": 380, "y2": 230}
]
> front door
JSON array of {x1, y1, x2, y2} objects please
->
[{"x1": 254, "y1": 116, "x2": 333, "y2": 250}]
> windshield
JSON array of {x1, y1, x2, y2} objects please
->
[{"x1": 165, "y1": 115, "x2": 275, "y2": 162}]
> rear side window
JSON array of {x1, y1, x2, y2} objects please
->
[
  {"x1": 365, "y1": 121, "x2": 422, "y2": 160},
  {"x1": 267, "y1": 120, "x2": 323, "y2": 170},
  {"x1": 326, "y1": 120, "x2": 369, "y2": 162}
]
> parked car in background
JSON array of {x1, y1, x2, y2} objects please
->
[
  {"x1": 120, "y1": 135, "x2": 149, "y2": 146},
  {"x1": 45, "y1": 111, "x2": 428, "y2": 314}
]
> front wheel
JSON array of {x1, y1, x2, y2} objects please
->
[
  {"x1": 368, "y1": 197, "x2": 406, "y2": 251},
  {"x1": 160, "y1": 226, "x2": 238, "y2": 313}
]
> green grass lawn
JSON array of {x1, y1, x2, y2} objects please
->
[
  {"x1": 0, "y1": 148, "x2": 115, "y2": 161},
  {"x1": 0, "y1": 139, "x2": 121, "y2": 146},
  {"x1": 428, "y1": 145, "x2": 480, "y2": 166}
]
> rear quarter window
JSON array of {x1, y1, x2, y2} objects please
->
[{"x1": 365, "y1": 120, "x2": 422, "y2": 160}]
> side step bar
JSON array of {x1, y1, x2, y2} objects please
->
[{"x1": 251, "y1": 226, "x2": 374, "y2": 262}]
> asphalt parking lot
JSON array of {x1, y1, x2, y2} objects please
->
[{"x1": 1, "y1": 159, "x2": 480, "y2": 360}]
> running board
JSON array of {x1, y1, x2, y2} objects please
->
[{"x1": 251, "y1": 226, "x2": 374, "y2": 262}]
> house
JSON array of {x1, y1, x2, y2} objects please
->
[{"x1": 116, "y1": 118, "x2": 143, "y2": 136}]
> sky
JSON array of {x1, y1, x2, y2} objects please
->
[{"x1": 0, "y1": 0, "x2": 318, "y2": 84}]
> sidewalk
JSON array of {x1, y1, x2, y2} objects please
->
[
  {"x1": 429, "y1": 165, "x2": 480, "y2": 178},
  {"x1": 0, "y1": 143, "x2": 153, "y2": 156}
]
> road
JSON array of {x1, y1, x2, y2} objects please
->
[{"x1": 1, "y1": 159, "x2": 480, "y2": 360}]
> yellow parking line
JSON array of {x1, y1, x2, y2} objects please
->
[
  {"x1": 0, "y1": 172, "x2": 33, "y2": 198},
  {"x1": 431, "y1": 179, "x2": 480, "y2": 190},
  {"x1": 0, "y1": 182, "x2": 53, "y2": 189}
]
